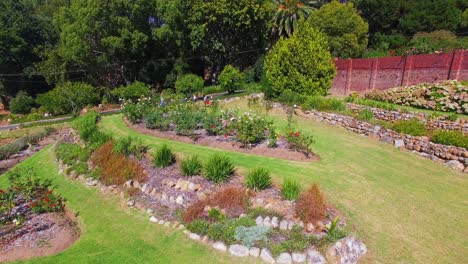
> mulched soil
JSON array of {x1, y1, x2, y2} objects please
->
[
  {"x1": 124, "y1": 118, "x2": 319, "y2": 162},
  {"x1": 0, "y1": 210, "x2": 79, "y2": 263}
]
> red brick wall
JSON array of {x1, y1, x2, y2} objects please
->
[{"x1": 330, "y1": 49, "x2": 468, "y2": 95}]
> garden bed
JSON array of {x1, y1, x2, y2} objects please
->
[
  {"x1": 124, "y1": 117, "x2": 318, "y2": 162},
  {"x1": 0, "y1": 168, "x2": 79, "y2": 262},
  {"x1": 0, "y1": 210, "x2": 79, "y2": 263}
]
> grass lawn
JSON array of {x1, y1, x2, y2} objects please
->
[
  {"x1": 98, "y1": 104, "x2": 467, "y2": 264},
  {"x1": 0, "y1": 149, "x2": 248, "y2": 264}
]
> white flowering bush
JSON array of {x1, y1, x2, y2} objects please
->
[
  {"x1": 232, "y1": 112, "x2": 275, "y2": 147},
  {"x1": 365, "y1": 80, "x2": 468, "y2": 114}
]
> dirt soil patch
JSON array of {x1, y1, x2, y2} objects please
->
[
  {"x1": 0, "y1": 210, "x2": 80, "y2": 263},
  {"x1": 124, "y1": 118, "x2": 319, "y2": 162}
]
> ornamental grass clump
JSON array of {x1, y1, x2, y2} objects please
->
[
  {"x1": 180, "y1": 155, "x2": 203, "y2": 176},
  {"x1": 245, "y1": 167, "x2": 271, "y2": 191},
  {"x1": 295, "y1": 183, "x2": 327, "y2": 223},
  {"x1": 152, "y1": 144, "x2": 176, "y2": 168},
  {"x1": 204, "y1": 154, "x2": 235, "y2": 183},
  {"x1": 281, "y1": 178, "x2": 301, "y2": 201}
]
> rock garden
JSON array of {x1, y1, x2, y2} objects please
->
[{"x1": 52, "y1": 110, "x2": 367, "y2": 264}]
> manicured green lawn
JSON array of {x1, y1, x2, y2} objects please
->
[
  {"x1": 99, "y1": 109, "x2": 467, "y2": 264},
  {"x1": 0, "y1": 149, "x2": 247, "y2": 264}
]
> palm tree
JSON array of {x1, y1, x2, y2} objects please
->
[{"x1": 271, "y1": 0, "x2": 313, "y2": 38}]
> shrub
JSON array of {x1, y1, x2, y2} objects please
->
[
  {"x1": 208, "y1": 208, "x2": 227, "y2": 222},
  {"x1": 245, "y1": 167, "x2": 271, "y2": 191},
  {"x1": 180, "y1": 155, "x2": 203, "y2": 176},
  {"x1": 183, "y1": 200, "x2": 207, "y2": 224},
  {"x1": 281, "y1": 178, "x2": 301, "y2": 201},
  {"x1": 0, "y1": 130, "x2": 49, "y2": 160},
  {"x1": 72, "y1": 111, "x2": 110, "y2": 148},
  {"x1": 285, "y1": 130, "x2": 314, "y2": 156},
  {"x1": 243, "y1": 67, "x2": 256, "y2": 84},
  {"x1": 91, "y1": 141, "x2": 146, "y2": 185},
  {"x1": 152, "y1": 144, "x2": 176, "y2": 168},
  {"x1": 431, "y1": 130, "x2": 468, "y2": 148},
  {"x1": 209, "y1": 187, "x2": 250, "y2": 217},
  {"x1": 173, "y1": 103, "x2": 205, "y2": 136},
  {"x1": 357, "y1": 108, "x2": 374, "y2": 121},
  {"x1": 268, "y1": 226, "x2": 311, "y2": 256},
  {"x1": 253, "y1": 55, "x2": 265, "y2": 82},
  {"x1": 111, "y1": 81, "x2": 151, "y2": 101},
  {"x1": 175, "y1": 74, "x2": 204, "y2": 96},
  {"x1": 391, "y1": 119, "x2": 428, "y2": 136},
  {"x1": 264, "y1": 20, "x2": 336, "y2": 97},
  {"x1": 36, "y1": 82, "x2": 100, "y2": 115},
  {"x1": 144, "y1": 108, "x2": 170, "y2": 131},
  {"x1": 235, "y1": 225, "x2": 270, "y2": 247},
  {"x1": 302, "y1": 96, "x2": 345, "y2": 112},
  {"x1": 446, "y1": 113, "x2": 458, "y2": 122},
  {"x1": 10, "y1": 91, "x2": 36, "y2": 114},
  {"x1": 204, "y1": 154, "x2": 235, "y2": 183},
  {"x1": 55, "y1": 143, "x2": 90, "y2": 166},
  {"x1": 186, "y1": 219, "x2": 210, "y2": 235},
  {"x1": 278, "y1": 89, "x2": 306, "y2": 107},
  {"x1": 207, "y1": 217, "x2": 256, "y2": 244},
  {"x1": 233, "y1": 113, "x2": 274, "y2": 146},
  {"x1": 219, "y1": 65, "x2": 244, "y2": 94},
  {"x1": 295, "y1": 183, "x2": 327, "y2": 223}
]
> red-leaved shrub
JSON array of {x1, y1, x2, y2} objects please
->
[
  {"x1": 295, "y1": 183, "x2": 327, "y2": 223},
  {"x1": 91, "y1": 141, "x2": 147, "y2": 185},
  {"x1": 183, "y1": 199, "x2": 207, "y2": 224}
]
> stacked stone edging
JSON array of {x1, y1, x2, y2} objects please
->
[
  {"x1": 297, "y1": 109, "x2": 468, "y2": 173},
  {"x1": 346, "y1": 103, "x2": 468, "y2": 133}
]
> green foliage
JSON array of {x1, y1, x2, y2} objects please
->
[
  {"x1": 207, "y1": 217, "x2": 256, "y2": 244},
  {"x1": 180, "y1": 155, "x2": 203, "y2": 177},
  {"x1": 72, "y1": 111, "x2": 110, "y2": 149},
  {"x1": 309, "y1": 1, "x2": 368, "y2": 58},
  {"x1": 111, "y1": 82, "x2": 151, "y2": 101},
  {"x1": 268, "y1": 226, "x2": 311, "y2": 256},
  {"x1": 446, "y1": 113, "x2": 458, "y2": 122},
  {"x1": 113, "y1": 136, "x2": 149, "y2": 159},
  {"x1": 203, "y1": 85, "x2": 224, "y2": 95},
  {"x1": 281, "y1": 178, "x2": 301, "y2": 201},
  {"x1": 173, "y1": 103, "x2": 206, "y2": 136},
  {"x1": 245, "y1": 167, "x2": 271, "y2": 191},
  {"x1": 175, "y1": 74, "x2": 204, "y2": 96},
  {"x1": 431, "y1": 130, "x2": 468, "y2": 148},
  {"x1": 302, "y1": 96, "x2": 345, "y2": 112},
  {"x1": 152, "y1": 144, "x2": 176, "y2": 168},
  {"x1": 186, "y1": 219, "x2": 210, "y2": 236},
  {"x1": 10, "y1": 91, "x2": 36, "y2": 114},
  {"x1": 357, "y1": 108, "x2": 374, "y2": 121},
  {"x1": 391, "y1": 119, "x2": 428, "y2": 136},
  {"x1": 265, "y1": 20, "x2": 336, "y2": 97},
  {"x1": 246, "y1": 207, "x2": 284, "y2": 220},
  {"x1": 204, "y1": 154, "x2": 235, "y2": 183},
  {"x1": 144, "y1": 108, "x2": 170, "y2": 131},
  {"x1": 186, "y1": 0, "x2": 273, "y2": 66},
  {"x1": 55, "y1": 143, "x2": 90, "y2": 166},
  {"x1": 253, "y1": 55, "x2": 265, "y2": 82},
  {"x1": 234, "y1": 225, "x2": 270, "y2": 247},
  {"x1": 208, "y1": 208, "x2": 227, "y2": 222},
  {"x1": 36, "y1": 82, "x2": 100, "y2": 116},
  {"x1": 243, "y1": 67, "x2": 256, "y2": 84},
  {"x1": 406, "y1": 30, "x2": 467, "y2": 55},
  {"x1": 233, "y1": 113, "x2": 273, "y2": 146},
  {"x1": 277, "y1": 89, "x2": 306, "y2": 107},
  {"x1": 219, "y1": 65, "x2": 244, "y2": 94},
  {"x1": 272, "y1": 0, "x2": 312, "y2": 37}
]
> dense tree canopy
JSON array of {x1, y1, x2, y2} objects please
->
[{"x1": 309, "y1": 1, "x2": 368, "y2": 58}]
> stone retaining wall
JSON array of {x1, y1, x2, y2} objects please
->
[
  {"x1": 346, "y1": 103, "x2": 468, "y2": 133},
  {"x1": 297, "y1": 109, "x2": 468, "y2": 173}
]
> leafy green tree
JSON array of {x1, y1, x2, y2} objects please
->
[
  {"x1": 272, "y1": 0, "x2": 313, "y2": 38},
  {"x1": 39, "y1": 0, "x2": 159, "y2": 87},
  {"x1": 175, "y1": 74, "x2": 204, "y2": 96},
  {"x1": 0, "y1": 0, "x2": 58, "y2": 108},
  {"x1": 264, "y1": 20, "x2": 336, "y2": 97},
  {"x1": 185, "y1": 0, "x2": 274, "y2": 69},
  {"x1": 309, "y1": 1, "x2": 368, "y2": 58},
  {"x1": 405, "y1": 30, "x2": 468, "y2": 55},
  {"x1": 219, "y1": 65, "x2": 244, "y2": 94}
]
